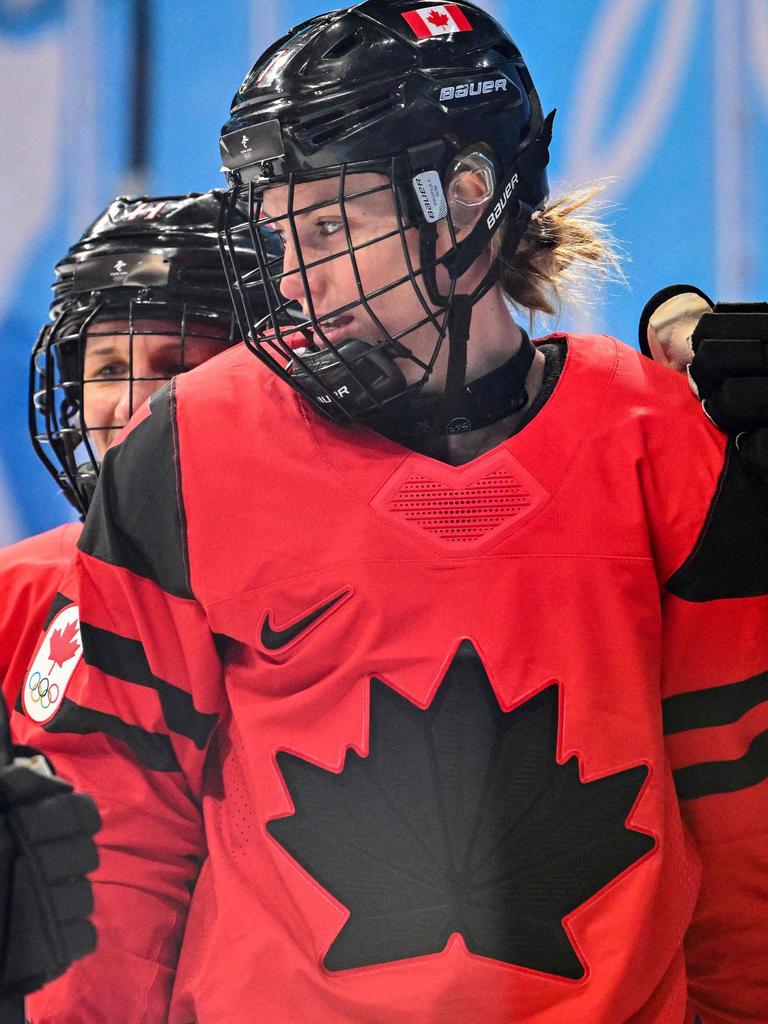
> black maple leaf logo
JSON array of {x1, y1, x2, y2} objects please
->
[{"x1": 268, "y1": 642, "x2": 655, "y2": 977}]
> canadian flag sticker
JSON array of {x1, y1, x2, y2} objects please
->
[
  {"x1": 401, "y1": 5, "x2": 473, "y2": 38},
  {"x1": 22, "y1": 604, "x2": 82, "y2": 724}
]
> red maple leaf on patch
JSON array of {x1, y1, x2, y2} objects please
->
[
  {"x1": 48, "y1": 620, "x2": 80, "y2": 669},
  {"x1": 427, "y1": 9, "x2": 449, "y2": 28}
]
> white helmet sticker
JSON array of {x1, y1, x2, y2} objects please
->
[
  {"x1": 412, "y1": 170, "x2": 448, "y2": 223},
  {"x1": 22, "y1": 604, "x2": 82, "y2": 724}
]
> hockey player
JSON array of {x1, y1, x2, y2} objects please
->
[
  {"x1": 0, "y1": 190, "x2": 277, "y2": 715},
  {"x1": 13, "y1": 3, "x2": 768, "y2": 1022},
  {"x1": 0, "y1": 190, "x2": 265, "y2": 1012},
  {"x1": 0, "y1": 189, "x2": 281, "y2": 1011}
]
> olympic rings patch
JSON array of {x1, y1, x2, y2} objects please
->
[
  {"x1": 23, "y1": 603, "x2": 82, "y2": 724},
  {"x1": 26, "y1": 672, "x2": 61, "y2": 710}
]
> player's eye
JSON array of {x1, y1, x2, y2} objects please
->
[
  {"x1": 318, "y1": 219, "x2": 343, "y2": 237},
  {"x1": 265, "y1": 222, "x2": 286, "y2": 245},
  {"x1": 90, "y1": 361, "x2": 128, "y2": 380}
]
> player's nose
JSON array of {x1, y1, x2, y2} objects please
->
[
  {"x1": 278, "y1": 239, "x2": 327, "y2": 312},
  {"x1": 278, "y1": 238, "x2": 305, "y2": 303}
]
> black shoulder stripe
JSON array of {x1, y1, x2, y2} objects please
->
[
  {"x1": 666, "y1": 442, "x2": 768, "y2": 601},
  {"x1": 79, "y1": 381, "x2": 193, "y2": 600},
  {"x1": 44, "y1": 698, "x2": 180, "y2": 773},
  {"x1": 662, "y1": 669, "x2": 768, "y2": 734},
  {"x1": 673, "y1": 729, "x2": 768, "y2": 799},
  {"x1": 43, "y1": 592, "x2": 75, "y2": 630},
  {"x1": 80, "y1": 622, "x2": 217, "y2": 750}
]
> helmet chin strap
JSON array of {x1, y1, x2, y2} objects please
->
[
  {"x1": 431, "y1": 196, "x2": 535, "y2": 434},
  {"x1": 442, "y1": 294, "x2": 472, "y2": 426}
]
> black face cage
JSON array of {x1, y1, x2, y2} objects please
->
[
  {"x1": 218, "y1": 151, "x2": 527, "y2": 427},
  {"x1": 30, "y1": 296, "x2": 238, "y2": 517}
]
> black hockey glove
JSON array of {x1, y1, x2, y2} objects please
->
[
  {"x1": 0, "y1": 740, "x2": 100, "y2": 998},
  {"x1": 689, "y1": 303, "x2": 768, "y2": 470}
]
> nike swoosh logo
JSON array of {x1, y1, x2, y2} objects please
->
[{"x1": 260, "y1": 589, "x2": 351, "y2": 651}]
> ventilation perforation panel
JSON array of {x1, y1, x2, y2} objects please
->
[{"x1": 371, "y1": 450, "x2": 549, "y2": 553}]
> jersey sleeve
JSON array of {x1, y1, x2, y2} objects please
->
[
  {"x1": 11, "y1": 381, "x2": 225, "y2": 1024},
  {"x1": 0, "y1": 524, "x2": 79, "y2": 714},
  {"x1": 660, "y1": 441, "x2": 768, "y2": 1023}
]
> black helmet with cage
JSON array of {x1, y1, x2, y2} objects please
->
[
  {"x1": 219, "y1": 0, "x2": 554, "y2": 435},
  {"x1": 30, "y1": 190, "x2": 279, "y2": 518}
]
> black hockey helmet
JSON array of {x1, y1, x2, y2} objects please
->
[
  {"x1": 219, "y1": 0, "x2": 553, "y2": 432},
  {"x1": 30, "y1": 190, "x2": 278, "y2": 517}
]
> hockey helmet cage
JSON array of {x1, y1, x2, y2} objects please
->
[{"x1": 30, "y1": 190, "x2": 277, "y2": 516}]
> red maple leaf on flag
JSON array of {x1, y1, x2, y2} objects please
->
[
  {"x1": 48, "y1": 620, "x2": 80, "y2": 669},
  {"x1": 427, "y1": 9, "x2": 449, "y2": 28}
]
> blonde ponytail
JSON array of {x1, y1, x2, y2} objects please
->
[{"x1": 497, "y1": 185, "x2": 625, "y2": 319}]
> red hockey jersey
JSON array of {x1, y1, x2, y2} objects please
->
[
  {"x1": 14, "y1": 335, "x2": 768, "y2": 1023},
  {"x1": 0, "y1": 522, "x2": 81, "y2": 713}
]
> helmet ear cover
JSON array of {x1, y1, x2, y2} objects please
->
[{"x1": 420, "y1": 108, "x2": 555, "y2": 304}]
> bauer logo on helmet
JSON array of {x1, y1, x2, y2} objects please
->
[
  {"x1": 438, "y1": 79, "x2": 509, "y2": 103},
  {"x1": 486, "y1": 173, "x2": 519, "y2": 230}
]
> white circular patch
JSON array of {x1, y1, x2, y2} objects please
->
[{"x1": 23, "y1": 604, "x2": 82, "y2": 724}]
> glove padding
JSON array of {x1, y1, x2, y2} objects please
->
[
  {"x1": 0, "y1": 759, "x2": 100, "y2": 997},
  {"x1": 689, "y1": 304, "x2": 768, "y2": 469}
]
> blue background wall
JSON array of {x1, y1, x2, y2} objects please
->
[{"x1": 1, "y1": 0, "x2": 766, "y2": 542}]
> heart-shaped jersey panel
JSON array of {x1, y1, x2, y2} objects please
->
[{"x1": 371, "y1": 448, "x2": 549, "y2": 553}]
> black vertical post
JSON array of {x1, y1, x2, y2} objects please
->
[{"x1": 129, "y1": 0, "x2": 151, "y2": 195}]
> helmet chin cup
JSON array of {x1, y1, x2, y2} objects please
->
[{"x1": 290, "y1": 337, "x2": 409, "y2": 420}]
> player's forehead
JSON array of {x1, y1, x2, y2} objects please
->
[{"x1": 260, "y1": 172, "x2": 394, "y2": 220}]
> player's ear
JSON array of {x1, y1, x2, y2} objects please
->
[{"x1": 446, "y1": 149, "x2": 497, "y2": 236}]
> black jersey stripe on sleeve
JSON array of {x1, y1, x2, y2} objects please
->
[
  {"x1": 662, "y1": 669, "x2": 768, "y2": 734},
  {"x1": 666, "y1": 443, "x2": 768, "y2": 601},
  {"x1": 44, "y1": 698, "x2": 180, "y2": 773},
  {"x1": 673, "y1": 730, "x2": 768, "y2": 799},
  {"x1": 80, "y1": 622, "x2": 217, "y2": 750},
  {"x1": 43, "y1": 592, "x2": 75, "y2": 630},
  {"x1": 79, "y1": 380, "x2": 193, "y2": 600}
]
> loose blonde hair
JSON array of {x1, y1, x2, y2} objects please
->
[{"x1": 496, "y1": 185, "x2": 625, "y2": 321}]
